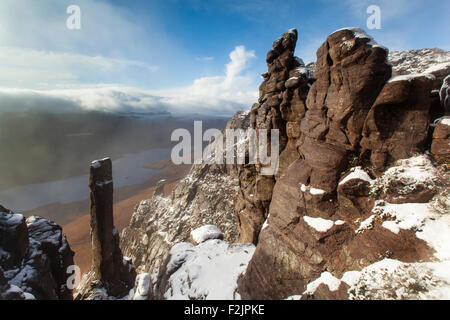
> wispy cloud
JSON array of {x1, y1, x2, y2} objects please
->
[
  {"x1": 0, "y1": 47, "x2": 158, "y2": 89},
  {"x1": 196, "y1": 56, "x2": 215, "y2": 61}
]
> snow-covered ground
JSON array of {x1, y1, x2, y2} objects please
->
[
  {"x1": 163, "y1": 239, "x2": 255, "y2": 300},
  {"x1": 128, "y1": 230, "x2": 255, "y2": 301}
]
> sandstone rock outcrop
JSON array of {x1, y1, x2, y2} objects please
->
[
  {"x1": 430, "y1": 76, "x2": 450, "y2": 160},
  {"x1": 75, "y1": 158, "x2": 135, "y2": 299},
  {"x1": 0, "y1": 205, "x2": 74, "y2": 300},
  {"x1": 237, "y1": 28, "x2": 448, "y2": 300},
  {"x1": 235, "y1": 28, "x2": 313, "y2": 244}
]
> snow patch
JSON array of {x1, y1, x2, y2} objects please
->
[
  {"x1": 190, "y1": 225, "x2": 223, "y2": 244},
  {"x1": 355, "y1": 215, "x2": 376, "y2": 234},
  {"x1": 388, "y1": 73, "x2": 436, "y2": 83},
  {"x1": 164, "y1": 240, "x2": 255, "y2": 300},
  {"x1": 339, "y1": 167, "x2": 373, "y2": 186},
  {"x1": 304, "y1": 272, "x2": 341, "y2": 294},
  {"x1": 301, "y1": 184, "x2": 325, "y2": 196},
  {"x1": 441, "y1": 118, "x2": 450, "y2": 126},
  {"x1": 129, "y1": 273, "x2": 152, "y2": 300},
  {"x1": 303, "y1": 216, "x2": 343, "y2": 233},
  {"x1": 372, "y1": 201, "x2": 432, "y2": 234}
]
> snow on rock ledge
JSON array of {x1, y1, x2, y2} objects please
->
[
  {"x1": 190, "y1": 225, "x2": 223, "y2": 245},
  {"x1": 331, "y1": 27, "x2": 388, "y2": 51},
  {"x1": 339, "y1": 167, "x2": 373, "y2": 186},
  {"x1": 303, "y1": 216, "x2": 345, "y2": 233}
]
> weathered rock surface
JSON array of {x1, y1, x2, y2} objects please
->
[
  {"x1": 118, "y1": 29, "x2": 450, "y2": 301},
  {"x1": 0, "y1": 205, "x2": 74, "y2": 300},
  {"x1": 75, "y1": 158, "x2": 135, "y2": 299},
  {"x1": 239, "y1": 153, "x2": 447, "y2": 299},
  {"x1": 361, "y1": 74, "x2": 434, "y2": 171},
  {"x1": 235, "y1": 29, "x2": 313, "y2": 244},
  {"x1": 120, "y1": 111, "x2": 249, "y2": 274},
  {"x1": 237, "y1": 29, "x2": 449, "y2": 300}
]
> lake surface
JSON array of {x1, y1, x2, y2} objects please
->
[{"x1": 0, "y1": 148, "x2": 171, "y2": 212}]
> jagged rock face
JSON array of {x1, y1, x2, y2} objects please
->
[
  {"x1": 299, "y1": 28, "x2": 391, "y2": 192},
  {"x1": 236, "y1": 29, "x2": 448, "y2": 300},
  {"x1": 120, "y1": 111, "x2": 249, "y2": 274},
  {"x1": 235, "y1": 29, "x2": 312, "y2": 244},
  {"x1": 76, "y1": 158, "x2": 135, "y2": 299},
  {"x1": 361, "y1": 75, "x2": 433, "y2": 171},
  {"x1": 117, "y1": 28, "x2": 448, "y2": 300},
  {"x1": 0, "y1": 206, "x2": 74, "y2": 300}
]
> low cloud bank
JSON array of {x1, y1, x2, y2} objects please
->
[{"x1": 0, "y1": 46, "x2": 258, "y2": 117}]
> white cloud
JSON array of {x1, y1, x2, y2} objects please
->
[
  {"x1": 158, "y1": 45, "x2": 257, "y2": 114},
  {"x1": 0, "y1": 46, "x2": 258, "y2": 116},
  {"x1": 0, "y1": 0, "x2": 185, "y2": 88},
  {"x1": 0, "y1": 47, "x2": 158, "y2": 89},
  {"x1": 226, "y1": 46, "x2": 256, "y2": 79}
]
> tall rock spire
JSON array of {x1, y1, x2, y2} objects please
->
[
  {"x1": 76, "y1": 158, "x2": 135, "y2": 299},
  {"x1": 235, "y1": 28, "x2": 313, "y2": 244}
]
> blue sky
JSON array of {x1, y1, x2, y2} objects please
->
[{"x1": 0, "y1": 0, "x2": 449, "y2": 116}]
